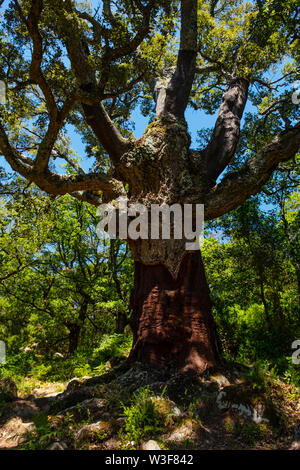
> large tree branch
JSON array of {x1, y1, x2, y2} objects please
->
[
  {"x1": 80, "y1": 97, "x2": 132, "y2": 164},
  {"x1": 55, "y1": 1, "x2": 131, "y2": 164},
  {"x1": 14, "y1": 1, "x2": 81, "y2": 173},
  {"x1": 14, "y1": 0, "x2": 57, "y2": 116},
  {"x1": 203, "y1": 123, "x2": 300, "y2": 220},
  {"x1": 198, "y1": 1, "x2": 295, "y2": 182},
  {"x1": 162, "y1": 0, "x2": 198, "y2": 119},
  {"x1": 201, "y1": 77, "x2": 249, "y2": 183},
  {"x1": 69, "y1": 190, "x2": 102, "y2": 206},
  {"x1": 0, "y1": 120, "x2": 125, "y2": 201}
]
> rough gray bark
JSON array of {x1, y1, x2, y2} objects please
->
[
  {"x1": 202, "y1": 77, "x2": 249, "y2": 183},
  {"x1": 163, "y1": 0, "x2": 198, "y2": 118}
]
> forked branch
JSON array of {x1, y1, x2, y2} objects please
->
[{"x1": 203, "y1": 123, "x2": 300, "y2": 220}]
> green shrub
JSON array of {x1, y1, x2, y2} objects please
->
[
  {"x1": 282, "y1": 362, "x2": 300, "y2": 387},
  {"x1": 0, "y1": 333, "x2": 132, "y2": 385},
  {"x1": 19, "y1": 412, "x2": 75, "y2": 450},
  {"x1": 122, "y1": 387, "x2": 164, "y2": 443},
  {"x1": 243, "y1": 361, "x2": 269, "y2": 391}
]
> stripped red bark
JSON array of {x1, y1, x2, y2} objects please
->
[{"x1": 128, "y1": 251, "x2": 222, "y2": 373}]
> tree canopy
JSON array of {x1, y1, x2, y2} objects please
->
[{"x1": 0, "y1": 0, "x2": 299, "y2": 219}]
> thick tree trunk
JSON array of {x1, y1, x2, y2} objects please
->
[
  {"x1": 128, "y1": 251, "x2": 222, "y2": 374},
  {"x1": 114, "y1": 119, "x2": 223, "y2": 374},
  {"x1": 66, "y1": 303, "x2": 87, "y2": 355},
  {"x1": 115, "y1": 311, "x2": 128, "y2": 334},
  {"x1": 68, "y1": 324, "x2": 81, "y2": 355},
  {"x1": 258, "y1": 272, "x2": 271, "y2": 331}
]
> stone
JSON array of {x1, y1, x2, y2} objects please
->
[
  {"x1": 0, "y1": 400, "x2": 39, "y2": 422},
  {"x1": 0, "y1": 418, "x2": 35, "y2": 449},
  {"x1": 31, "y1": 383, "x2": 64, "y2": 398},
  {"x1": 151, "y1": 396, "x2": 185, "y2": 422},
  {"x1": 114, "y1": 364, "x2": 151, "y2": 391},
  {"x1": 171, "y1": 404, "x2": 184, "y2": 418},
  {"x1": 124, "y1": 324, "x2": 132, "y2": 336},
  {"x1": 164, "y1": 418, "x2": 200, "y2": 444},
  {"x1": 216, "y1": 384, "x2": 277, "y2": 425},
  {"x1": 53, "y1": 386, "x2": 97, "y2": 412},
  {"x1": 64, "y1": 376, "x2": 92, "y2": 394},
  {"x1": 290, "y1": 441, "x2": 300, "y2": 450},
  {"x1": 54, "y1": 352, "x2": 64, "y2": 358},
  {"x1": 100, "y1": 437, "x2": 120, "y2": 450},
  {"x1": 75, "y1": 420, "x2": 117, "y2": 443},
  {"x1": 57, "y1": 398, "x2": 107, "y2": 422},
  {"x1": 141, "y1": 440, "x2": 162, "y2": 450}
]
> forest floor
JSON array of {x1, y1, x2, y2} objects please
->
[{"x1": 0, "y1": 359, "x2": 299, "y2": 451}]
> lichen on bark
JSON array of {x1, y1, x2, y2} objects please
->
[{"x1": 114, "y1": 117, "x2": 201, "y2": 277}]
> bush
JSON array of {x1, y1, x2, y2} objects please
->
[
  {"x1": 0, "y1": 333, "x2": 133, "y2": 386},
  {"x1": 122, "y1": 387, "x2": 165, "y2": 443}
]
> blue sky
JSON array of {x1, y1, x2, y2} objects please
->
[{"x1": 68, "y1": 106, "x2": 218, "y2": 170}]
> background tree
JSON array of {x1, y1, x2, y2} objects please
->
[
  {"x1": 0, "y1": 180, "x2": 132, "y2": 357},
  {"x1": 203, "y1": 191, "x2": 299, "y2": 368},
  {"x1": 0, "y1": 0, "x2": 299, "y2": 373}
]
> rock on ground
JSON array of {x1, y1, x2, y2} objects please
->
[
  {"x1": 0, "y1": 400, "x2": 40, "y2": 423},
  {"x1": 75, "y1": 420, "x2": 118, "y2": 443},
  {"x1": 57, "y1": 398, "x2": 107, "y2": 422},
  {"x1": 216, "y1": 384, "x2": 278, "y2": 425},
  {"x1": 0, "y1": 418, "x2": 35, "y2": 449},
  {"x1": 141, "y1": 440, "x2": 162, "y2": 450}
]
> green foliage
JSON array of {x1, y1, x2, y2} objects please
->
[
  {"x1": 202, "y1": 191, "x2": 300, "y2": 387},
  {"x1": 90, "y1": 333, "x2": 133, "y2": 366},
  {"x1": 0, "y1": 180, "x2": 133, "y2": 360},
  {"x1": 224, "y1": 418, "x2": 265, "y2": 446},
  {"x1": 122, "y1": 387, "x2": 165, "y2": 443},
  {"x1": 19, "y1": 412, "x2": 74, "y2": 450},
  {"x1": 0, "y1": 333, "x2": 132, "y2": 386},
  {"x1": 282, "y1": 362, "x2": 300, "y2": 388}
]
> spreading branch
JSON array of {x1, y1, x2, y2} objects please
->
[
  {"x1": 203, "y1": 123, "x2": 300, "y2": 220},
  {"x1": 0, "y1": 120, "x2": 125, "y2": 201},
  {"x1": 202, "y1": 77, "x2": 249, "y2": 182}
]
